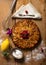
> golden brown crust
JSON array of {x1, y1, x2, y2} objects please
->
[{"x1": 12, "y1": 20, "x2": 40, "y2": 49}]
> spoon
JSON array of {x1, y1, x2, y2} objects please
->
[{"x1": 3, "y1": 0, "x2": 17, "y2": 30}]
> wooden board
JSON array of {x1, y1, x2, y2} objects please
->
[{"x1": 0, "y1": 0, "x2": 46, "y2": 65}]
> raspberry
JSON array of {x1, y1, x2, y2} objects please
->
[
  {"x1": 20, "y1": 30, "x2": 29, "y2": 39},
  {"x1": 25, "y1": 10, "x2": 28, "y2": 14}
]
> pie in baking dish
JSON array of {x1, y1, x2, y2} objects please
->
[{"x1": 12, "y1": 20, "x2": 40, "y2": 49}]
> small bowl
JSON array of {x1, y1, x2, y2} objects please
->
[{"x1": 12, "y1": 48, "x2": 24, "y2": 59}]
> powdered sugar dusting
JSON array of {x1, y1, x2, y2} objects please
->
[
  {"x1": 32, "y1": 53, "x2": 45, "y2": 61},
  {"x1": 32, "y1": 40, "x2": 46, "y2": 61},
  {"x1": 25, "y1": 53, "x2": 31, "y2": 62},
  {"x1": 25, "y1": 40, "x2": 46, "y2": 62}
]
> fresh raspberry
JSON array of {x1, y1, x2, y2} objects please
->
[
  {"x1": 20, "y1": 30, "x2": 29, "y2": 39},
  {"x1": 25, "y1": 10, "x2": 28, "y2": 14}
]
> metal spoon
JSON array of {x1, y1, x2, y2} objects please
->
[{"x1": 3, "y1": 0, "x2": 17, "y2": 30}]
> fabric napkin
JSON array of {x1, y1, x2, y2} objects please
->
[{"x1": 12, "y1": 3, "x2": 41, "y2": 19}]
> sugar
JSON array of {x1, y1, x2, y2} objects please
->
[{"x1": 12, "y1": 49, "x2": 23, "y2": 59}]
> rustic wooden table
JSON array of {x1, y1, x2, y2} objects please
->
[{"x1": 0, "y1": 0, "x2": 46, "y2": 65}]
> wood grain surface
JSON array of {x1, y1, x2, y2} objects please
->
[{"x1": 0, "y1": 0, "x2": 46, "y2": 65}]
